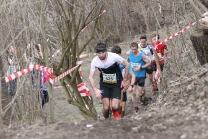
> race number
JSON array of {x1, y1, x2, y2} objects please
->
[
  {"x1": 103, "y1": 73, "x2": 117, "y2": 84},
  {"x1": 131, "y1": 62, "x2": 140, "y2": 69}
]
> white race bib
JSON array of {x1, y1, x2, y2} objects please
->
[
  {"x1": 158, "y1": 53, "x2": 162, "y2": 59},
  {"x1": 103, "y1": 73, "x2": 117, "y2": 84},
  {"x1": 131, "y1": 62, "x2": 140, "y2": 69}
]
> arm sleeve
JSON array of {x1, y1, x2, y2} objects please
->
[
  {"x1": 113, "y1": 53, "x2": 124, "y2": 64},
  {"x1": 90, "y1": 59, "x2": 96, "y2": 71}
]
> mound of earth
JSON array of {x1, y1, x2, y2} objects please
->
[{"x1": 1, "y1": 61, "x2": 208, "y2": 139}]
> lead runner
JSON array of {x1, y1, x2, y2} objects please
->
[{"x1": 89, "y1": 42, "x2": 129, "y2": 119}]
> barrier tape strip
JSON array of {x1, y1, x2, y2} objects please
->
[
  {"x1": 5, "y1": 67, "x2": 33, "y2": 82},
  {"x1": 50, "y1": 61, "x2": 83, "y2": 84},
  {"x1": 80, "y1": 10, "x2": 106, "y2": 33},
  {"x1": 155, "y1": 21, "x2": 198, "y2": 50},
  {"x1": 52, "y1": 10, "x2": 106, "y2": 58},
  {"x1": 30, "y1": 64, "x2": 53, "y2": 73},
  {"x1": 77, "y1": 82, "x2": 91, "y2": 96},
  {"x1": 54, "y1": 85, "x2": 70, "y2": 89},
  {"x1": 54, "y1": 82, "x2": 91, "y2": 97},
  {"x1": 5, "y1": 62, "x2": 90, "y2": 96},
  {"x1": 5, "y1": 64, "x2": 53, "y2": 82}
]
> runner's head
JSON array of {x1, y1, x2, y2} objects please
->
[
  {"x1": 140, "y1": 35, "x2": 147, "y2": 47},
  {"x1": 130, "y1": 42, "x2": 139, "y2": 55},
  {"x1": 151, "y1": 33, "x2": 160, "y2": 43},
  {"x1": 96, "y1": 42, "x2": 107, "y2": 60},
  {"x1": 111, "y1": 45, "x2": 121, "y2": 55}
]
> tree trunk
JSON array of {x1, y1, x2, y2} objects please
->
[
  {"x1": 190, "y1": 29, "x2": 208, "y2": 65},
  {"x1": 0, "y1": 56, "x2": 3, "y2": 128},
  {"x1": 40, "y1": 0, "x2": 55, "y2": 123}
]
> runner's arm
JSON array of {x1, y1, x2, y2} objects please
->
[
  {"x1": 97, "y1": 69, "x2": 100, "y2": 81},
  {"x1": 89, "y1": 70, "x2": 102, "y2": 98},
  {"x1": 127, "y1": 72, "x2": 135, "y2": 92},
  {"x1": 89, "y1": 70, "x2": 98, "y2": 91},
  {"x1": 141, "y1": 55, "x2": 151, "y2": 68},
  {"x1": 130, "y1": 72, "x2": 136, "y2": 85},
  {"x1": 122, "y1": 60, "x2": 129, "y2": 81},
  {"x1": 126, "y1": 51, "x2": 130, "y2": 60},
  {"x1": 97, "y1": 69, "x2": 100, "y2": 89}
]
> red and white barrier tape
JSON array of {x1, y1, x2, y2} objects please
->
[
  {"x1": 155, "y1": 69, "x2": 161, "y2": 85},
  {"x1": 52, "y1": 48, "x2": 61, "y2": 58},
  {"x1": 6, "y1": 60, "x2": 82, "y2": 85},
  {"x1": 80, "y1": 10, "x2": 106, "y2": 33},
  {"x1": 54, "y1": 82, "x2": 91, "y2": 97},
  {"x1": 30, "y1": 64, "x2": 53, "y2": 73},
  {"x1": 77, "y1": 82, "x2": 91, "y2": 96},
  {"x1": 5, "y1": 64, "x2": 53, "y2": 82},
  {"x1": 52, "y1": 10, "x2": 106, "y2": 58},
  {"x1": 79, "y1": 58, "x2": 83, "y2": 77},
  {"x1": 155, "y1": 21, "x2": 198, "y2": 50},
  {"x1": 54, "y1": 84, "x2": 70, "y2": 89},
  {"x1": 50, "y1": 61, "x2": 83, "y2": 84},
  {"x1": 5, "y1": 67, "x2": 33, "y2": 82}
]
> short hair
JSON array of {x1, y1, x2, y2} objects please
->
[
  {"x1": 151, "y1": 32, "x2": 160, "y2": 40},
  {"x1": 140, "y1": 35, "x2": 147, "y2": 40},
  {"x1": 111, "y1": 45, "x2": 121, "y2": 54},
  {"x1": 96, "y1": 42, "x2": 105, "y2": 46},
  {"x1": 130, "y1": 42, "x2": 138, "y2": 48}
]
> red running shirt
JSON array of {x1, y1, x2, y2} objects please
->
[{"x1": 151, "y1": 41, "x2": 168, "y2": 64}]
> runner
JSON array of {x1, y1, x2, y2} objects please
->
[
  {"x1": 151, "y1": 33, "x2": 168, "y2": 72},
  {"x1": 151, "y1": 33, "x2": 168, "y2": 92},
  {"x1": 89, "y1": 42, "x2": 130, "y2": 119},
  {"x1": 111, "y1": 45, "x2": 135, "y2": 118},
  {"x1": 127, "y1": 42, "x2": 151, "y2": 114},
  {"x1": 138, "y1": 35, "x2": 155, "y2": 94}
]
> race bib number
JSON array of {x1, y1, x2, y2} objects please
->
[
  {"x1": 131, "y1": 62, "x2": 140, "y2": 69},
  {"x1": 158, "y1": 53, "x2": 162, "y2": 59},
  {"x1": 103, "y1": 73, "x2": 117, "y2": 84}
]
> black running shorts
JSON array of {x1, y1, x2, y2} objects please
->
[
  {"x1": 146, "y1": 62, "x2": 155, "y2": 74},
  {"x1": 122, "y1": 91, "x2": 127, "y2": 102},
  {"x1": 153, "y1": 63, "x2": 164, "y2": 72},
  {"x1": 100, "y1": 82, "x2": 122, "y2": 99},
  {"x1": 134, "y1": 77, "x2": 146, "y2": 87}
]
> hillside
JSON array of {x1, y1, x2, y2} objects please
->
[{"x1": 2, "y1": 36, "x2": 208, "y2": 139}]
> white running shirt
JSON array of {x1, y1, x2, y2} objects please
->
[
  {"x1": 138, "y1": 44, "x2": 154, "y2": 61},
  {"x1": 90, "y1": 52, "x2": 125, "y2": 71}
]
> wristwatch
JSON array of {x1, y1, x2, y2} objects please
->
[{"x1": 140, "y1": 66, "x2": 143, "y2": 70}]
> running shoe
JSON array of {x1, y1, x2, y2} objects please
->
[
  {"x1": 112, "y1": 110, "x2": 121, "y2": 119},
  {"x1": 135, "y1": 106, "x2": 139, "y2": 114},
  {"x1": 108, "y1": 110, "x2": 112, "y2": 118}
]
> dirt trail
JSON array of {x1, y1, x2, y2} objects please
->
[{"x1": 2, "y1": 39, "x2": 208, "y2": 139}]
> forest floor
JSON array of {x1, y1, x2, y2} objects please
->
[{"x1": 1, "y1": 36, "x2": 208, "y2": 139}]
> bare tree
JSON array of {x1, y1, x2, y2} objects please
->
[
  {"x1": 42, "y1": 0, "x2": 105, "y2": 120},
  {"x1": 0, "y1": 0, "x2": 205, "y2": 124}
]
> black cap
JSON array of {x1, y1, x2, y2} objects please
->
[{"x1": 96, "y1": 44, "x2": 107, "y2": 53}]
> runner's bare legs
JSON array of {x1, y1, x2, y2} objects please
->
[{"x1": 102, "y1": 98, "x2": 110, "y2": 118}]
